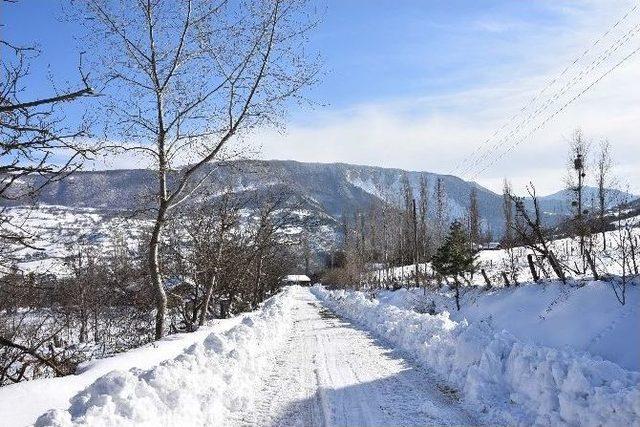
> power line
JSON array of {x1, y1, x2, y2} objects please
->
[
  {"x1": 450, "y1": 3, "x2": 640, "y2": 177},
  {"x1": 460, "y1": 20, "x2": 640, "y2": 178},
  {"x1": 468, "y1": 43, "x2": 640, "y2": 181}
]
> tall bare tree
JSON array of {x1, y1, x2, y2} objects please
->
[
  {"x1": 595, "y1": 140, "x2": 614, "y2": 249},
  {"x1": 417, "y1": 174, "x2": 430, "y2": 260},
  {"x1": 467, "y1": 188, "x2": 480, "y2": 247},
  {"x1": 77, "y1": 0, "x2": 318, "y2": 338},
  {"x1": 566, "y1": 129, "x2": 590, "y2": 262},
  {"x1": 501, "y1": 179, "x2": 514, "y2": 248},
  {"x1": 434, "y1": 177, "x2": 448, "y2": 248}
]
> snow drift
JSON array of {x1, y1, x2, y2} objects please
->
[
  {"x1": 377, "y1": 281, "x2": 640, "y2": 371},
  {"x1": 312, "y1": 285, "x2": 640, "y2": 426},
  {"x1": 34, "y1": 286, "x2": 297, "y2": 426}
]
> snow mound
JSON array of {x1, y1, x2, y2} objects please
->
[
  {"x1": 312, "y1": 285, "x2": 640, "y2": 426},
  {"x1": 377, "y1": 281, "x2": 640, "y2": 371},
  {"x1": 35, "y1": 287, "x2": 297, "y2": 427}
]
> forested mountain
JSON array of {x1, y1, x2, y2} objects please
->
[{"x1": 4, "y1": 160, "x2": 634, "y2": 239}]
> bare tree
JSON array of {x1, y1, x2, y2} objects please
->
[
  {"x1": 434, "y1": 177, "x2": 448, "y2": 248},
  {"x1": 501, "y1": 179, "x2": 514, "y2": 248},
  {"x1": 467, "y1": 188, "x2": 480, "y2": 247},
  {"x1": 595, "y1": 140, "x2": 614, "y2": 249},
  {"x1": 565, "y1": 129, "x2": 590, "y2": 264},
  {"x1": 501, "y1": 179, "x2": 518, "y2": 282},
  {"x1": 1, "y1": 0, "x2": 95, "y2": 259},
  {"x1": 510, "y1": 184, "x2": 566, "y2": 283},
  {"x1": 418, "y1": 174, "x2": 431, "y2": 261},
  {"x1": 77, "y1": 0, "x2": 318, "y2": 338}
]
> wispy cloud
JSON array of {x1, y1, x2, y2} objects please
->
[{"x1": 251, "y1": 0, "x2": 640, "y2": 195}]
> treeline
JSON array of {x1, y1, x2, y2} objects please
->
[
  {"x1": 322, "y1": 175, "x2": 488, "y2": 288},
  {"x1": 0, "y1": 190, "x2": 298, "y2": 385},
  {"x1": 322, "y1": 131, "x2": 639, "y2": 309}
]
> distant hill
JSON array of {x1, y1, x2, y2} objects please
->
[
  {"x1": 3, "y1": 160, "x2": 633, "y2": 240},
  {"x1": 535, "y1": 186, "x2": 636, "y2": 214}
]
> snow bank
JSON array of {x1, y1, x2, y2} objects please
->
[
  {"x1": 33, "y1": 287, "x2": 297, "y2": 427},
  {"x1": 0, "y1": 318, "x2": 244, "y2": 427},
  {"x1": 377, "y1": 281, "x2": 640, "y2": 371},
  {"x1": 312, "y1": 285, "x2": 640, "y2": 426}
]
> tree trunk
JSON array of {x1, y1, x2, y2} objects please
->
[
  {"x1": 149, "y1": 205, "x2": 168, "y2": 339},
  {"x1": 198, "y1": 244, "x2": 223, "y2": 326},
  {"x1": 198, "y1": 271, "x2": 217, "y2": 326},
  {"x1": 585, "y1": 249, "x2": 599, "y2": 280},
  {"x1": 501, "y1": 271, "x2": 511, "y2": 287},
  {"x1": 481, "y1": 268, "x2": 492, "y2": 288},
  {"x1": 527, "y1": 254, "x2": 540, "y2": 282},
  {"x1": 547, "y1": 250, "x2": 566, "y2": 283},
  {"x1": 453, "y1": 277, "x2": 461, "y2": 310}
]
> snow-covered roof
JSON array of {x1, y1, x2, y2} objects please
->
[{"x1": 283, "y1": 275, "x2": 311, "y2": 282}]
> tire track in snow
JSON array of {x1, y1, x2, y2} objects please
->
[{"x1": 231, "y1": 287, "x2": 476, "y2": 427}]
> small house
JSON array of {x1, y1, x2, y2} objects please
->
[{"x1": 282, "y1": 274, "x2": 311, "y2": 286}]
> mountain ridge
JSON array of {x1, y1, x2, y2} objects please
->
[{"x1": 4, "y1": 159, "x2": 635, "y2": 238}]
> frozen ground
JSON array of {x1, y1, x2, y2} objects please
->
[
  {"x1": 3, "y1": 284, "x2": 638, "y2": 426},
  {"x1": 0, "y1": 316, "x2": 243, "y2": 426}
]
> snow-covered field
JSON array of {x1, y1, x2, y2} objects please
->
[
  {"x1": 377, "y1": 281, "x2": 640, "y2": 371},
  {"x1": 1, "y1": 205, "x2": 146, "y2": 277},
  {"x1": 312, "y1": 283, "x2": 640, "y2": 426}
]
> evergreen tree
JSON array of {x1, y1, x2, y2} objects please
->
[{"x1": 432, "y1": 220, "x2": 477, "y2": 310}]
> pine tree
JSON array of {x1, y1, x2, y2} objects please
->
[{"x1": 432, "y1": 220, "x2": 477, "y2": 310}]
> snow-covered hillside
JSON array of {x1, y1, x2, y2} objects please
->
[
  {"x1": 1, "y1": 206, "x2": 147, "y2": 276},
  {"x1": 1, "y1": 204, "x2": 337, "y2": 276}
]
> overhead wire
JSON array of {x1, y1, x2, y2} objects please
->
[{"x1": 450, "y1": 3, "x2": 640, "y2": 179}]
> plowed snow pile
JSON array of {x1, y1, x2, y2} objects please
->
[
  {"x1": 35, "y1": 287, "x2": 297, "y2": 427},
  {"x1": 312, "y1": 284, "x2": 640, "y2": 426}
]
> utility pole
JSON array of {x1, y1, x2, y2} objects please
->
[
  {"x1": 412, "y1": 199, "x2": 418, "y2": 288},
  {"x1": 573, "y1": 152, "x2": 586, "y2": 263}
]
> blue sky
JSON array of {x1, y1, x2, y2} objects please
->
[
  {"x1": 4, "y1": 1, "x2": 565, "y2": 109},
  {"x1": 3, "y1": 1, "x2": 639, "y2": 194}
]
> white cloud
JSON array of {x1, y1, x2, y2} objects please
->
[{"x1": 250, "y1": 0, "x2": 640, "y2": 196}]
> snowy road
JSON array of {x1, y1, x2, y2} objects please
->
[{"x1": 230, "y1": 287, "x2": 475, "y2": 427}]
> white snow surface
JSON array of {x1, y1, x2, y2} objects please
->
[
  {"x1": 231, "y1": 287, "x2": 476, "y2": 426},
  {"x1": 6, "y1": 286, "x2": 484, "y2": 427},
  {"x1": 312, "y1": 285, "x2": 640, "y2": 426},
  {"x1": 377, "y1": 281, "x2": 640, "y2": 371},
  {"x1": 0, "y1": 316, "x2": 244, "y2": 427},
  {"x1": 4, "y1": 283, "x2": 639, "y2": 426},
  {"x1": 33, "y1": 287, "x2": 297, "y2": 426}
]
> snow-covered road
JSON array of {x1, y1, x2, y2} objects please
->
[{"x1": 231, "y1": 287, "x2": 475, "y2": 427}]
